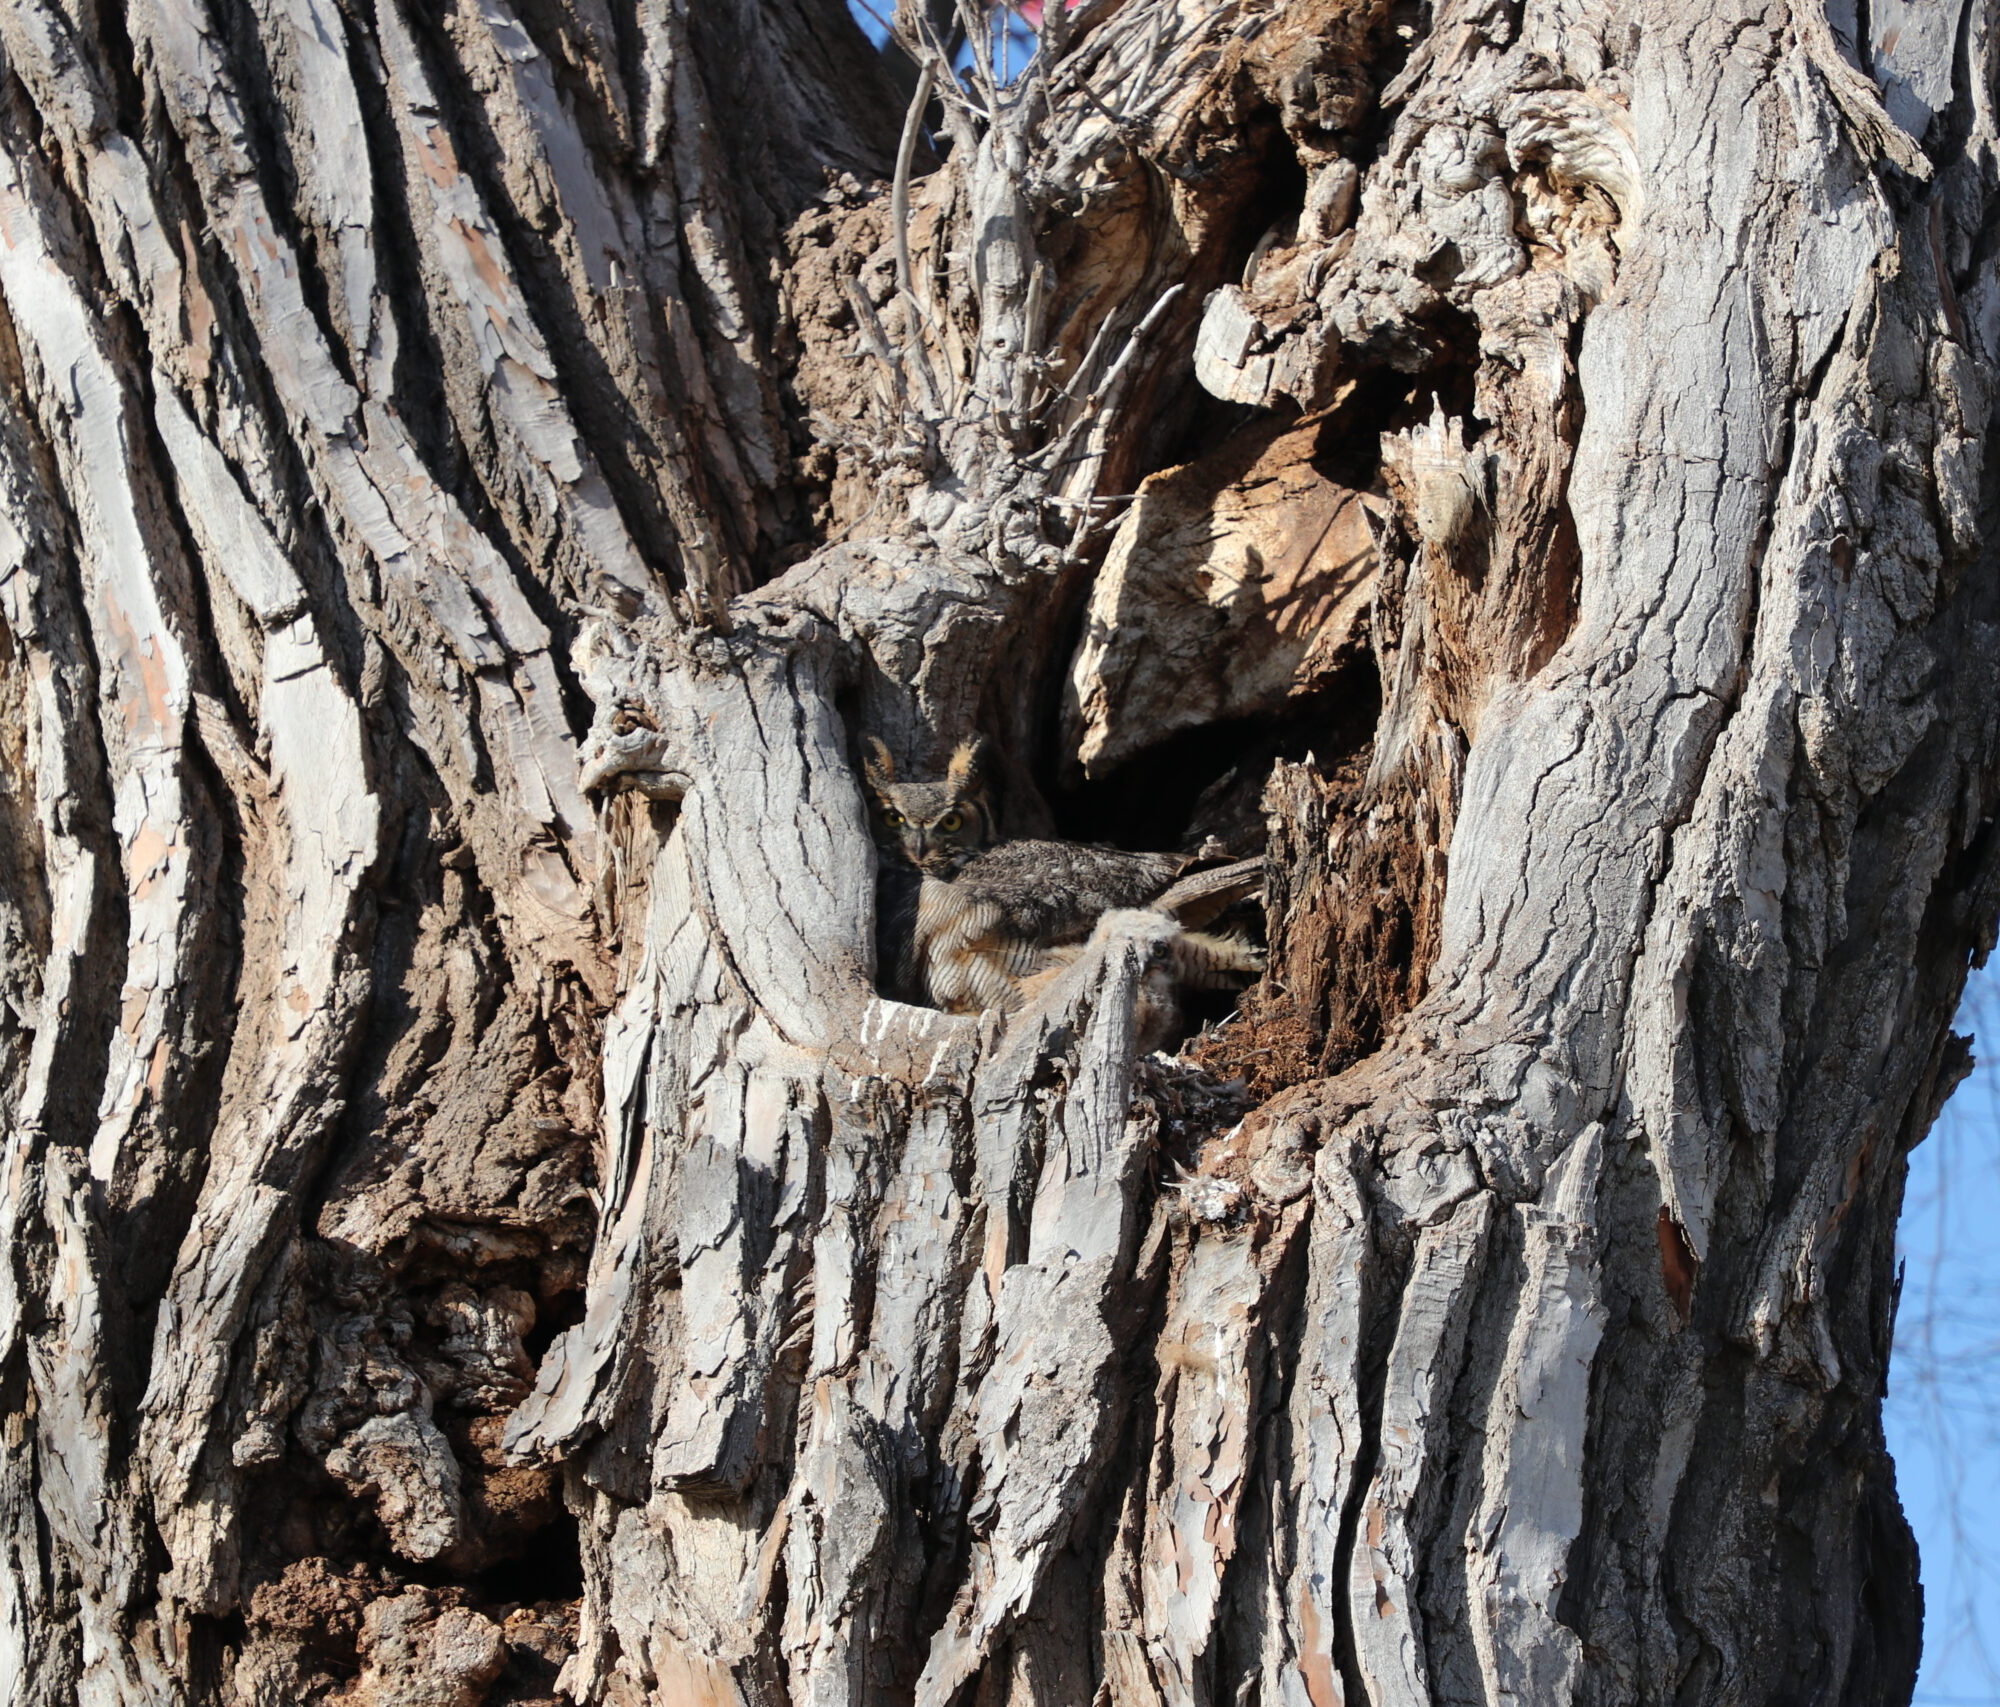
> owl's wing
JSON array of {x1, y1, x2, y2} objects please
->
[{"x1": 949, "y1": 841, "x2": 1186, "y2": 943}]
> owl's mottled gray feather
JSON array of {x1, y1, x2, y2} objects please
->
[{"x1": 942, "y1": 839, "x2": 1186, "y2": 944}]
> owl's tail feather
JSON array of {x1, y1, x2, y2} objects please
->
[
  {"x1": 1170, "y1": 929, "x2": 1265, "y2": 990},
  {"x1": 1010, "y1": 925, "x2": 1261, "y2": 1012}
]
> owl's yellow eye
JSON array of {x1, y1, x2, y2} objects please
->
[
  {"x1": 937, "y1": 811, "x2": 963, "y2": 833},
  {"x1": 883, "y1": 809, "x2": 904, "y2": 826}
]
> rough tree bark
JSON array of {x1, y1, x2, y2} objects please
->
[{"x1": 2, "y1": 0, "x2": 1996, "y2": 1702}]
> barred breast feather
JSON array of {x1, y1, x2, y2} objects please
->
[{"x1": 902, "y1": 840, "x2": 1261, "y2": 1016}]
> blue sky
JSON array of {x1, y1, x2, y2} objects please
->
[{"x1": 1892, "y1": 964, "x2": 2000, "y2": 1705}]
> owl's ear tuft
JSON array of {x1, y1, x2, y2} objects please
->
[
  {"x1": 862, "y1": 736, "x2": 897, "y2": 791},
  {"x1": 946, "y1": 737, "x2": 986, "y2": 795}
]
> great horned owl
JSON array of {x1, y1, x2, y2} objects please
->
[{"x1": 862, "y1": 737, "x2": 1262, "y2": 1017}]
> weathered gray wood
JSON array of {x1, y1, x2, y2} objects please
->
[{"x1": 0, "y1": 0, "x2": 1994, "y2": 1702}]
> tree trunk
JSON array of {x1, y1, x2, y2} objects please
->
[{"x1": 2, "y1": 0, "x2": 1995, "y2": 1702}]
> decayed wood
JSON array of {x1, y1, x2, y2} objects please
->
[
  {"x1": 1064, "y1": 418, "x2": 1381, "y2": 781},
  {"x1": 1, "y1": 0, "x2": 1996, "y2": 1703}
]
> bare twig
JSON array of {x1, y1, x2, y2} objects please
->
[
  {"x1": 892, "y1": 62, "x2": 934, "y2": 311},
  {"x1": 952, "y1": 0, "x2": 1000, "y2": 110},
  {"x1": 891, "y1": 61, "x2": 948, "y2": 418},
  {"x1": 1031, "y1": 282, "x2": 1184, "y2": 484},
  {"x1": 843, "y1": 278, "x2": 911, "y2": 413}
]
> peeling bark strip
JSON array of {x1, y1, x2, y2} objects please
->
[{"x1": 0, "y1": 0, "x2": 1995, "y2": 1702}]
